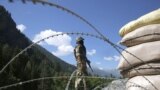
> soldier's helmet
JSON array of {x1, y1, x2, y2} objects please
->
[{"x1": 76, "y1": 36, "x2": 84, "y2": 42}]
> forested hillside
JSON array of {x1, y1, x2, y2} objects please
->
[{"x1": 0, "y1": 5, "x2": 76, "y2": 90}]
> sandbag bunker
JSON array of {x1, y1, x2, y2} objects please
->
[{"x1": 118, "y1": 8, "x2": 160, "y2": 90}]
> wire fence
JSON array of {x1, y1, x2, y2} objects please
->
[
  {"x1": 1, "y1": 0, "x2": 160, "y2": 90},
  {"x1": 0, "y1": 32, "x2": 158, "y2": 90},
  {"x1": 0, "y1": 75, "x2": 116, "y2": 90}
]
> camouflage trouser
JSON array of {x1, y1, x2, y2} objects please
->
[
  {"x1": 75, "y1": 56, "x2": 87, "y2": 90},
  {"x1": 76, "y1": 56, "x2": 87, "y2": 75},
  {"x1": 75, "y1": 76, "x2": 87, "y2": 90}
]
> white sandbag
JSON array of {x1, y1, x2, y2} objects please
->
[
  {"x1": 126, "y1": 75, "x2": 160, "y2": 90},
  {"x1": 120, "y1": 24, "x2": 160, "y2": 47},
  {"x1": 118, "y1": 41, "x2": 160, "y2": 70},
  {"x1": 119, "y1": 8, "x2": 160, "y2": 37},
  {"x1": 121, "y1": 63, "x2": 160, "y2": 78}
]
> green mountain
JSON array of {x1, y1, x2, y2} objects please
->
[{"x1": 0, "y1": 5, "x2": 76, "y2": 90}]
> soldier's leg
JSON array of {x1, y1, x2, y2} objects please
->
[
  {"x1": 75, "y1": 62, "x2": 83, "y2": 90},
  {"x1": 75, "y1": 77, "x2": 82, "y2": 90},
  {"x1": 75, "y1": 73, "x2": 84, "y2": 90},
  {"x1": 82, "y1": 78, "x2": 87, "y2": 90},
  {"x1": 75, "y1": 56, "x2": 87, "y2": 90},
  {"x1": 81, "y1": 61, "x2": 88, "y2": 75}
]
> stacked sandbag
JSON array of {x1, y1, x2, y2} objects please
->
[
  {"x1": 117, "y1": 8, "x2": 160, "y2": 90},
  {"x1": 118, "y1": 40, "x2": 160, "y2": 72},
  {"x1": 126, "y1": 75, "x2": 160, "y2": 90},
  {"x1": 121, "y1": 63, "x2": 160, "y2": 78},
  {"x1": 120, "y1": 24, "x2": 160, "y2": 47},
  {"x1": 119, "y1": 8, "x2": 160, "y2": 37}
]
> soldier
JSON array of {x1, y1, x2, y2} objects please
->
[{"x1": 74, "y1": 36, "x2": 88, "y2": 90}]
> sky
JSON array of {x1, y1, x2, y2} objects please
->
[{"x1": 0, "y1": 0, "x2": 160, "y2": 71}]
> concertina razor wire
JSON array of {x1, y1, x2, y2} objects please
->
[{"x1": 2, "y1": 0, "x2": 160, "y2": 90}]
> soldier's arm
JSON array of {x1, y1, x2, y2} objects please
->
[
  {"x1": 84, "y1": 46, "x2": 86, "y2": 56},
  {"x1": 74, "y1": 48, "x2": 76, "y2": 59}
]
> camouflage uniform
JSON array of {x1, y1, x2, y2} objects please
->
[{"x1": 74, "y1": 37, "x2": 88, "y2": 90}]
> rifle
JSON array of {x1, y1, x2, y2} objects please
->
[{"x1": 85, "y1": 58, "x2": 93, "y2": 72}]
